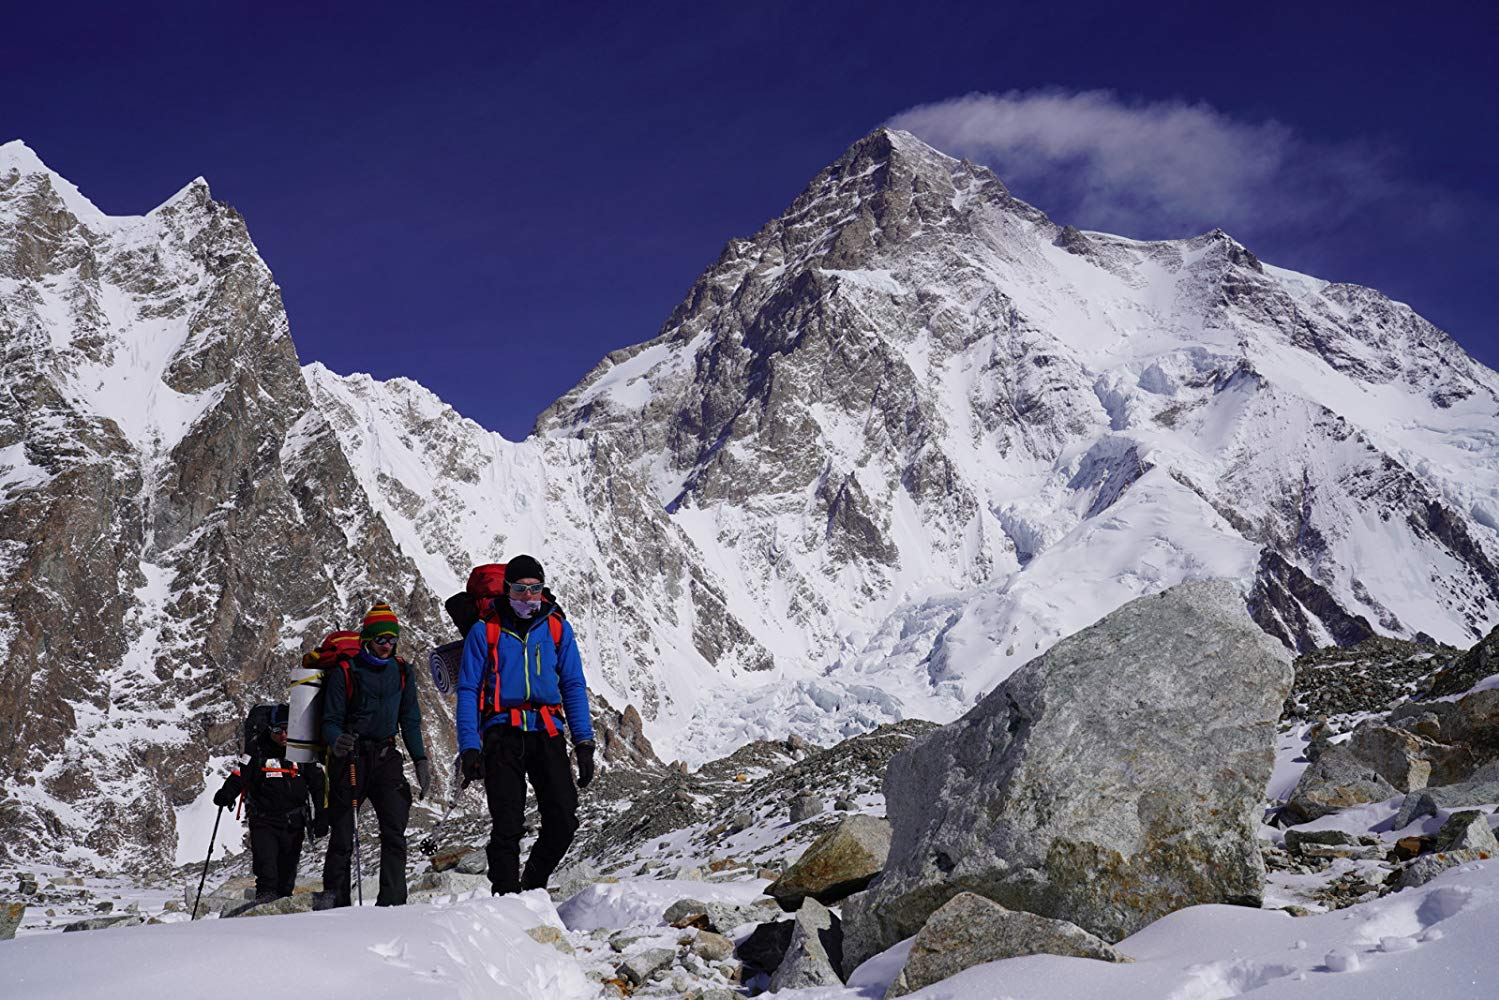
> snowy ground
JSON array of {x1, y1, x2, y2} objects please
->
[
  {"x1": 5, "y1": 861, "x2": 1497, "y2": 999},
  {"x1": 6, "y1": 684, "x2": 1498, "y2": 996}
]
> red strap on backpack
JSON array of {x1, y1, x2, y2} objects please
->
[{"x1": 479, "y1": 614, "x2": 565, "y2": 734}]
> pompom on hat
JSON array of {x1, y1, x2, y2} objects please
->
[{"x1": 360, "y1": 601, "x2": 400, "y2": 642}]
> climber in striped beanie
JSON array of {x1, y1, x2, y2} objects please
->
[
  {"x1": 319, "y1": 600, "x2": 428, "y2": 907},
  {"x1": 360, "y1": 601, "x2": 400, "y2": 646}
]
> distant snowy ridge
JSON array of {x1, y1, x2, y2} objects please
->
[{"x1": 2, "y1": 129, "x2": 1498, "y2": 872}]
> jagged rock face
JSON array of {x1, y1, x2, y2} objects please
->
[
  {"x1": 843, "y1": 581, "x2": 1291, "y2": 965},
  {"x1": 0, "y1": 143, "x2": 450, "y2": 872}
]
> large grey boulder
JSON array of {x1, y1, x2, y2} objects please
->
[
  {"x1": 886, "y1": 892, "x2": 1129, "y2": 997},
  {"x1": 767, "y1": 814, "x2": 891, "y2": 910},
  {"x1": 769, "y1": 898, "x2": 844, "y2": 991},
  {"x1": 843, "y1": 580, "x2": 1291, "y2": 971},
  {"x1": 1284, "y1": 744, "x2": 1401, "y2": 821}
]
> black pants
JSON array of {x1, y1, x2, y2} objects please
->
[
  {"x1": 323, "y1": 742, "x2": 412, "y2": 906},
  {"x1": 482, "y1": 726, "x2": 579, "y2": 894},
  {"x1": 249, "y1": 817, "x2": 304, "y2": 899}
]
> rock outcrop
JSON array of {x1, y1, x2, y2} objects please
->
[
  {"x1": 843, "y1": 580, "x2": 1291, "y2": 970},
  {"x1": 768, "y1": 898, "x2": 844, "y2": 991},
  {"x1": 767, "y1": 814, "x2": 891, "y2": 910},
  {"x1": 885, "y1": 892, "x2": 1128, "y2": 997}
]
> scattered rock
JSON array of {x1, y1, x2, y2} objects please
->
[
  {"x1": 548, "y1": 860, "x2": 601, "y2": 901},
  {"x1": 1285, "y1": 745, "x2": 1401, "y2": 822},
  {"x1": 50, "y1": 876, "x2": 84, "y2": 887},
  {"x1": 608, "y1": 930, "x2": 651, "y2": 953},
  {"x1": 1392, "y1": 850, "x2": 1485, "y2": 891},
  {"x1": 526, "y1": 925, "x2": 575, "y2": 955},
  {"x1": 887, "y1": 892, "x2": 1129, "y2": 997},
  {"x1": 767, "y1": 814, "x2": 890, "y2": 910},
  {"x1": 455, "y1": 849, "x2": 488, "y2": 875},
  {"x1": 833, "y1": 797, "x2": 855, "y2": 812},
  {"x1": 409, "y1": 869, "x2": 491, "y2": 901},
  {"x1": 94, "y1": 900, "x2": 114, "y2": 913},
  {"x1": 790, "y1": 794, "x2": 825, "y2": 823},
  {"x1": 727, "y1": 810, "x2": 753, "y2": 833},
  {"x1": 1394, "y1": 836, "x2": 1434, "y2": 861},
  {"x1": 428, "y1": 849, "x2": 466, "y2": 872},
  {"x1": 690, "y1": 930, "x2": 735, "y2": 962},
  {"x1": 18, "y1": 873, "x2": 37, "y2": 895},
  {"x1": 769, "y1": 898, "x2": 844, "y2": 991},
  {"x1": 1284, "y1": 828, "x2": 1383, "y2": 861},
  {"x1": 0, "y1": 901, "x2": 24, "y2": 940},
  {"x1": 1393, "y1": 780, "x2": 1499, "y2": 828},
  {"x1": 62, "y1": 914, "x2": 146, "y2": 933},
  {"x1": 737, "y1": 918, "x2": 795, "y2": 973},
  {"x1": 229, "y1": 893, "x2": 318, "y2": 918},
  {"x1": 845, "y1": 580, "x2": 1292, "y2": 969},
  {"x1": 617, "y1": 947, "x2": 676, "y2": 987},
  {"x1": 665, "y1": 897, "x2": 712, "y2": 928},
  {"x1": 1347, "y1": 723, "x2": 1439, "y2": 791},
  {"x1": 1433, "y1": 810, "x2": 1499, "y2": 854}
]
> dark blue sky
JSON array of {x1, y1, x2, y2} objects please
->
[{"x1": 6, "y1": 2, "x2": 1496, "y2": 439}]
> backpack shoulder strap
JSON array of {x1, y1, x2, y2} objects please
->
[{"x1": 548, "y1": 613, "x2": 563, "y2": 652}]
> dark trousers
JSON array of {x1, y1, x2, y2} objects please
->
[
  {"x1": 323, "y1": 743, "x2": 411, "y2": 906},
  {"x1": 249, "y1": 817, "x2": 304, "y2": 899},
  {"x1": 482, "y1": 726, "x2": 579, "y2": 894}
]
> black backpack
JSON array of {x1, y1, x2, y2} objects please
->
[{"x1": 243, "y1": 703, "x2": 287, "y2": 758}]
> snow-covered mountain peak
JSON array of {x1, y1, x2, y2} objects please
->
[
  {"x1": 0, "y1": 139, "x2": 121, "y2": 231},
  {"x1": 149, "y1": 176, "x2": 214, "y2": 217}
]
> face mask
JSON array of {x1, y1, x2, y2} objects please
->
[{"x1": 509, "y1": 597, "x2": 542, "y2": 618}]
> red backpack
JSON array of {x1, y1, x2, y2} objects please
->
[{"x1": 448, "y1": 563, "x2": 565, "y2": 733}]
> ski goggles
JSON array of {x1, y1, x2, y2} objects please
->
[
  {"x1": 507, "y1": 582, "x2": 544, "y2": 596},
  {"x1": 368, "y1": 635, "x2": 397, "y2": 647}
]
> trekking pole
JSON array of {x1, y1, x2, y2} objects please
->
[
  {"x1": 350, "y1": 753, "x2": 363, "y2": 907},
  {"x1": 191, "y1": 806, "x2": 224, "y2": 920},
  {"x1": 420, "y1": 763, "x2": 468, "y2": 857}
]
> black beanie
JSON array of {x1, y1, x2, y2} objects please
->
[{"x1": 505, "y1": 554, "x2": 545, "y2": 585}]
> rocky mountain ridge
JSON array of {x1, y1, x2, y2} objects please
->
[{"x1": 3, "y1": 128, "x2": 1498, "y2": 874}]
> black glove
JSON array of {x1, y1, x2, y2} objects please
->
[
  {"x1": 332, "y1": 732, "x2": 356, "y2": 758},
  {"x1": 413, "y1": 757, "x2": 432, "y2": 800},
  {"x1": 574, "y1": 740, "x2": 595, "y2": 789},
  {"x1": 311, "y1": 812, "x2": 329, "y2": 839},
  {"x1": 213, "y1": 786, "x2": 237, "y2": 809},
  {"x1": 460, "y1": 748, "x2": 484, "y2": 786}
]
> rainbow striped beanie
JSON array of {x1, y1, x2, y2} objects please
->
[{"x1": 361, "y1": 602, "x2": 400, "y2": 642}]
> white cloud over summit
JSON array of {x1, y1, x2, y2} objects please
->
[{"x1": 889, "y1": 89, "x2": 1399, "y2": 242}]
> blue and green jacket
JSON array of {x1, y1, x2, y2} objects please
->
[
  {"x1": 322, "y1": 648, "x2": 426, "y2": 762},
  {"x1": 456, "y1": 603, "x2": 593, "y2": 752}
]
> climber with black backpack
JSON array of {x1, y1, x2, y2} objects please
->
[
  {"x1": 454, "y1": 555, "x2": 595, "y2": 896},
  {"x1": 321, "y1": 602, "x2": 430, "y2": 907},
  {"x1": 214, "y1": 704, "x2": 327, "y2": 904}
]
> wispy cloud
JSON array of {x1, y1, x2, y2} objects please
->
[{"x1": 888, "y1": 90, "x2": 1403, "y2": 242}]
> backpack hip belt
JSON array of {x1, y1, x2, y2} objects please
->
[{"x1": 500, "y1": 701, "x2": 563, "y2": 737}]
